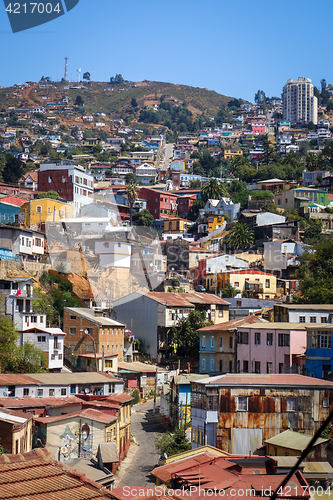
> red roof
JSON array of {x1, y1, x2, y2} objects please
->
[
  {"x1": 0, "y1": 195, "x2": 27, "y2": 206},
  {"x1": 34, "y1": 407, "x2": 117, "y2": 425},
  {"x1": 0, "y1": 448, "x2": 115, "y2": 499},
  {"x1": 0, "y1": 396, "x2": 81, "y2": 409},
  {"x1": 106, "y1": 394, "x2": 134, "y2": 403},
  {"x1": 146, "y1": 292, "x2": 230, "y2": 307},
  {"x1": 198, "y1": 315, "x2": 267, "y2": 332}
]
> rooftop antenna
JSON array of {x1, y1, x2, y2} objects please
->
[
  {"x1": 78, "y1": 68, "x2": 81, "y2": 82},
  {"x1": 64, "y1": 57, "x2": 68, "y2": 82}
]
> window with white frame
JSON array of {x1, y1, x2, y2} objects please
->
[
  {"x1": 210, "y1": 359, "x2": 214, "y2": 371},
  {"x1": 237, "y1": 396, "x2": 248, "y2": 411},
  {"x1": 211, "y1": 336, "x2": 214, "y2": 348},
  {"x1": 287, "y1": 397, "x2": 296, "y2": 411},
  {"x1": 202, "y1": 358, "x2": 206, "y2": 370},
  {"x1": 202, "y1": 336, "x2": 206, "y2": 348}
]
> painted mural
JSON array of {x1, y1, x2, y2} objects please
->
[{"x1": 59, "y1": 420, "x2": 95, "y2": 461}]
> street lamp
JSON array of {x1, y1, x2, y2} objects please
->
[{"x1": 80, "y1": 329, "x2": 98, "y2": 372}]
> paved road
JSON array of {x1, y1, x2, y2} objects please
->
[
  {"x1": 160, "y1": 142, "x2": 174, "y2": 172},
  {"x1": 119, "y1": 399, "x2": 169, "y2": 487}
]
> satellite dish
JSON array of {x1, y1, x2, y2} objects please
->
[{"x1": 85, "y1": 388, "x2": 89, "y2": 394}]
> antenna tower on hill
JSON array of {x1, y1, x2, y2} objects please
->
[{"x1": 64, "y1": 57, "x2": 68, "y2": 81}]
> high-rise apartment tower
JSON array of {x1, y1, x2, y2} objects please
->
[{"x1": 282, "y1": 77, "x2": 318, "y2": 125}]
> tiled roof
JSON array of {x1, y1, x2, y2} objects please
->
[
  {"x1": 35, "y1": 407, "x2": 118, "y2": 425},
  {"x1": 0, "y1": 448, "x2": 115, "y2": 499},
  {"x1": 199, "y1": 373, "x2": 333, "y2": 387},
  {"x1": 198, "y1": 315, "x2": 267, "y2": 332}
]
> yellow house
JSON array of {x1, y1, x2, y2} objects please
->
[
  {"x1": 224, "y1": 149, "x2": 243, "y2": 159},
  {"x1": 207, "y1": 269, "x2": 276, "y2": 299},
  {"x1": 207, "y1": 214, "x2": 225, "y2": 233},
  {"x1": 163, "y1": 218, "x2": 192, "y2": 234},
  {"x1": 21, "y1": 198, "x2": 73, "y2": 228}
]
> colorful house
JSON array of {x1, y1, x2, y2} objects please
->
[
  {"x1": 213, "y1": 269, "x2": 276, "y2": 299},
  {"x1": 20, "y1": 198, "x2": 73, "y2": 228},
  {"x1": 223, "y1": 149, "x2": 243, "y2": 159}
]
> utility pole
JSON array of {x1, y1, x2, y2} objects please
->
[
  {"x1": 153, "y1": 367, "x2": 158, "y2": 415},
  {"x1": 184, "y1": 391, "x2": 188, "y2": 431}
]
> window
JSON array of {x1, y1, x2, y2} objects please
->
[
  {"x1": 323, "y1": 398, "x2": 329, "y2": 408},
  {"x1": 211, "y1": 336, "x2": 214, "y2": 348},
  {"x1": 36, "y1": 206, "x2": 42, "y2": 214},
  {"x1": 70, "y1": 315, "x2": 76, "y2": 320},
  {"x1": 299, "y1": 316, "x2": 305, "y2": 323},
  {"x1": 255, "y1": 332, "x2": 261, "y2": 345},
  {"x1": 38, "y1": 389, "x2": 43, "y2": 397},
  {"x1": 219, "y1": 309, "x2": 223, "y2": 317},
  {"x1": 265, "y1": 279, "x2": 270, "y2": 288},
  {"x1": 321, "y1": 317, "x2": 328, "y2": 323},
  {"x1": 107, "y1": 344, "x2": 110, "y2": 351},
  {"x1": 37, "y1": 336, "x2": 46, "y2": 343},
  {"x1": 267, "y1": 332, "x2": 273, "y2": 346},
  {"x1": 237, "y1": 396, "x2": 248, "y2": 411},
  {"x1": 239, "y1": 332, "x2": 249, "y2": 344},
  {"x1": 267, "y1": 362, "x2": 273, "y2": 374},
  {"x1": 87, "y1": 328, "x2": 93, "y2": 335},
  {"x1": 229, "y1": 336, "x2": 233, "y2": 348},
  {"x1": 310, "y1": 316, "x2": 317, "y2": 323},
  {"x1": 278, "y1": 333, "x2": 290, "y2": 346},
  {"x1": 202, "y1": 358, "x2": 206, "y2": 370},
  {"x1": 210, "y1": 359, "x2": 214, "y2": 371},
  {"x1": 229, "y1": 360, "x2": 233, "y2": 372},
  {"x1": 202, "y1": 336, "x2": 206, "y2": 348},
  {"x1": 287, "y1": 397, "x2": 296, "y2": 412},
  {"x1": 279, "y1": 363, "x2": 284, "y2": 374},
  {"x1": 61, "y1": 388, "x2": 66, "y2": 396},
  {"x1": 243, "y1": 360, "x2": 249, "y2": 373},
  {"x1": 219, "y1": 337, "x2": 223, "y2": 348},
  {"x1": 234, "y1": 282, "x2": 239, "y2": 288},
  {"x1": 254, "y1": 361, "x2": 261, "y2": 373},
  {"x1": 49, "y1": 389, "x2": 55, "y2": 396},
  {"x1": 23, "y1": 388, "x2": 29, "y2": 396},
  {"x1": 70, "y1": 328, "x2": 76, "y2": 335},
  {"x1": 4, "y1": 213, "x2": 8, "y2": 221}
]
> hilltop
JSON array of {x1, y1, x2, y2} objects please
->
[{"x1": 0, "y1": 80, "x2": 247, "y2": 132}]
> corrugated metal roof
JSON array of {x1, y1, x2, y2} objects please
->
[
  {"x1": 265, "y1": 430, "x2": 328, "y2": 451},
  {"x1": 199, "y1": 373, "x2": 333, "y2": 387},
  {"x1": 0, "y1": 448, "x2": 115, "y2": 498},
  {"x1": 0, "y1": 396, "x2": 81, "y2": 409},
  {"x1": 97, "y1": 442, "x2": 119, "y2": 463},
  {"x1": 26, "y1": 372, "x2": 123, "y2": 385},
  {"x1": 64, "y1": 307, "x2": 125, "y2": 326},
  {"x1": 0, "y1": 374, "x2": 41, "y2": 386},
  {"x1": 118, "y1": 361, "x2": 164, "y2": 373},
  {"x1": 146, "y1": 292, "x2": 230, "y2": 307}
]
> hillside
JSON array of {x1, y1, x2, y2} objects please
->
[{"x1": 0, "y1": 80, "x2": 245, "y2": 121}]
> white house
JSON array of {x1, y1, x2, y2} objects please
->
[{"x1": 22, "y1": 327, "x2": 65, "y2": 372}]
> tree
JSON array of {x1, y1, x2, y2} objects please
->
[
  {"x1": 125, "y1": 172, "x2": 137, "y2": 184},
  {"x1": 221, "y1": 285, "x2": 238, "y2": 298},
  {"x1": 125, "y1": 182, "x2": 139, "y2": 225},
  {"x1": 2, "y1": 155, "x2": 23, "y2": 183},
  {"x1": 225, "y1": 223, "x2": 255, "y2": 250},
  {"x1": 295, "y1": 239, "x2": 333, "y2": 304},
  {"x1": 171, "y1": 310, "x2": 212, "y2": 356},
  {"x1": 0, "y1": 316, "x2": 46, "y2": 373},
  {"x1": 131, "y1": 98, "x2": 138, "y2": 108},
  {"x1": 156, "y1": 429, "x2": 191, "y2": 457},
  {"x1": 36, "y1": 190, "x2": 60, "y2": 200},
  {"x1": 201, "y1": 178, "x2": 229, "y2": 203},
  {"x1": 321, "y1": 79, "x2": 327, "y2": 91},
  {"x1": 83, "y1": 72, "x2": 91, "y2": 82},
  {"x1": 133, "y1": 209, "x2": 154, "y2": 226},
  {"x1": 304, "y1": 220, "x2": 322, "y2": 243},
  {"x1": 254, "y1": 90, "x2": 266, "y2": 106},
  {"x1": 75, "y1": 95, "x2": 84, "y2": 106},
  {"x1": 110, "y1": 74, "x2": 124, "y2": 84}
]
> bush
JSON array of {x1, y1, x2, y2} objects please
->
[{"x1": 131, "y1": 389, "x2": 140, "y2": 406}]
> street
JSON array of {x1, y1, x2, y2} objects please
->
[
  {"x1": 118, "y1": 399, "x2": 169, "y2": 487},
  {"x1": 160, "y1": 143, "x2": 174, "y2": 172}
]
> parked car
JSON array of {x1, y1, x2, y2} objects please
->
[{"x1": 194, "y1": 285, "x2": 206, "y2": 292}]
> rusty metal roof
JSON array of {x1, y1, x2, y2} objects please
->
[
  {"x1": 199, "y1": 373, "x2": 333, "y2": 387},
  {"x1": 0, "y1": 374, "x2": 41, "y2": 386},
  {"x1": 0, "y1": 448, "x2": 115, "y2": 499},
  {"x1": 0, "y1": 396, "x2": 81, "y2": 409},
  {"x1": 106, "y1": 394, "x2": 134, "y2": 403},
  {"x1": 198, "y1": 315, "x2": 267, "y2": 332}
]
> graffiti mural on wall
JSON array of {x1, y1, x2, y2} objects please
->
[{"x1": 59, "y1": 420, "x2": 95, "y2": 461}]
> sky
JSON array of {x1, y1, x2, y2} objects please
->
[{"x1": 1, "y1": 0, "x2": 333, "y2": 102}]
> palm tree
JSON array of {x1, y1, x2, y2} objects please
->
[
  {"x1": 125, "y1": 182, "x2": 139, "y2": 225},
  {"x1": 201, "y1": 179, "x2": 229, "y2": 202},
  {"x1": 225, "y1": 222, "x2": 255, "y2": 250}
]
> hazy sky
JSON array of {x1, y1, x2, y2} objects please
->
[{"x1": 1, "y1": 0, "x2": 332, "y2": 102}]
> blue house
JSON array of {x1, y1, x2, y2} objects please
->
[
  {"x1": 207, "y1": 139, "x2": 219, "y2": 146},
  {"x1": 0, "y1": 201, "x2": 21, "y2": 224},
  {"x1": 305, "y1": 325, "x2": 333, "y2": 379},
  {"x1": 168, "y1": 374, "x2": 208, "y2": 428}
]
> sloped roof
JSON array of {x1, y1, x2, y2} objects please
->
[
  {"x1": 0, "y1": 396, "x2": 81, "y2": 410},
  {"x1": 35, "y1": 407, "x2": 118, "y2": 425},
  {"x1": 265, "y1": 430, "x2": 328, "y2": 451},
  {"x1": 0, "y1": 448, "x2": 115, "y2": 499},
  {"x1": 97, "y1": 442, "x2": 119, "y2": 463},
  {"x1": 198, "y1": 373, "x2": 333, "y2": 388},
  {"x1": 198, "y1": 315, "x2": 267, "y2": 332},
  {"x1": 146, "y1": 292, "x2": 230, "y2": 307}
]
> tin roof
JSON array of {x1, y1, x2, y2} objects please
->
[
  {"x1": 0, "y1": 396, "x2": 81, "y2": 409},
  {"x1": 25, "y1": 372, "x2": 123, "y2": 385},
  {"x1": 146, "y1": 292, "x2": 230, "y2": 307},
  {"x1": 265, "y1": 430, "x2": 328, "y2": 451},
  {"x1": 275, "y1": 304, "x2": 333, "y2": 310},
  {"x1": 0, "y1": 448, "x2": 115, "y2": 499},
  {"x1": 118, "y1": 361, "x2": 164, "y2": 373},
  {"x1": 198, "y1": 373, "x2": 333, "y2": 388},
  {"x1": 64, "y1": 307, "x2": 125, "y2": 327}
]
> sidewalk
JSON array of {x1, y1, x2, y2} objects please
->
[{"x1": 113, "y1": 441, "x2": 139, "y2": 488}]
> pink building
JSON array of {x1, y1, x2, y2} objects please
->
[
  {"x1": 251, "y1": 122, "x2": 266, "y2": 134},
  {"x1": 237, "y1": 322, "x2": 307, "y2": 374}
]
